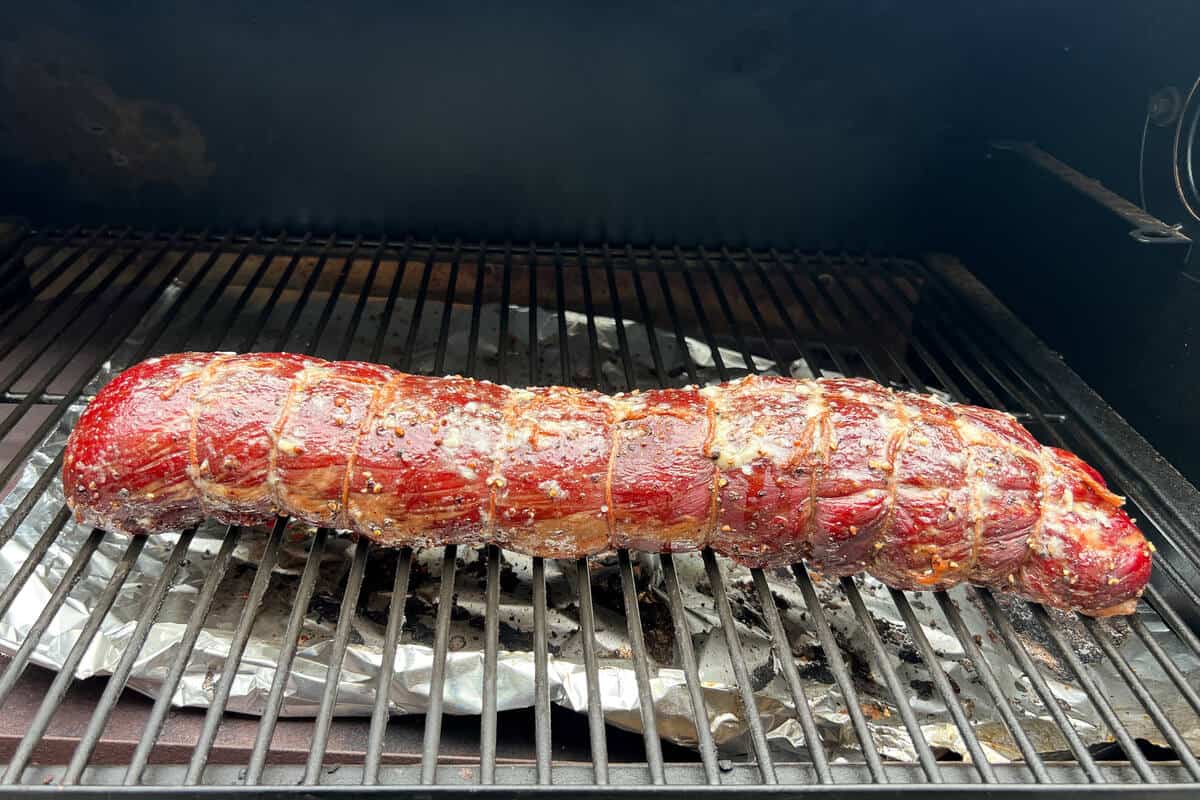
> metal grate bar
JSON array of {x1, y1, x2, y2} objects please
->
[
  {"x1": 527, "y1": 243, "x2": 538, "y2": 384},
  {"x1": 494, "y1": 246, "x2": 513, "y2": 386},
  {"x1": 626, "y1": 246, "x2": 669, "y2": 387},
  {"x1": 932, "y1": 592, "x2": 1051, "y2": 782},
  {"x1": 304, "y1": 537, "x2": 371, "y2": 784},
  {"x1": 0, "y1": 506, "x2": 72, "y2": 616},
  {"x1": 841, "y1": 577, "x2": 943, "y2": 783},
  {"x1": 432, "y1": 241, "x2": 463, "y2": 376},
  {"x1": 576, "y1": 247, "x2": 604, "y2": 389},
  {"x1": 419, "y1": 545, "x2": 460, "y2": 784},
  {"x1": 369, "y1": 239, "x2": 412, "y2": 365},
  {"x1": 1144, "y1": 586, "x2": 1200, "y2": 659},
  {"x1": 574, "y1": 556, "x2": 612, "y2": 784},
  {"x1": 465, "y1": 246, "x2": 487, "y2": 375},
  {"x1": 975, "y1": 588, "x2": 1103, "y2": 780},
  {"x1": 185, "y1": 519, "x2": 287, "y2": 784},
  {"x1": 773, "y1": 251, "x2": 854, "y2": 377},
  {"x1": 0, "y1": 225, "x2": 78, "y2": 300},
  {"x1": 745, "y1": 250, "x2": 832, "y2": 378},
  {"x1": 245, "y1": 528, "x2": 331, "y2": 784},
  {"x1": 650, "y1": 246, "x2": 700, "y2": 383},
  {"x1": 158, "y1": 232, "x2": 262, "y2": 355},
  {"x1": 887, "y1": 589, "x2": 996, "y2": 782},
  {"x1": 1126, "y1": 614, "x2": 1200, "y2": 718},
  {"x1": 659, "y1": 555, "x2": 720, "y2": 783},
  {"x1": 306, "y1": 237, "x2": 362, "y2": 354},
  {"x1": 699, "y1": 247, "x2": 763, "y2": 373},
  {"x1": 339, "y1": 245, "x2": 386, "y2": 362},
  {"x1": 602, "y1": 245, "x2": 636, "y2": 387},
  {"x1": 792, "y1": 564, "x2": 887, "y2": 781},
  {"x1": 1029, "y1": 604, "x2": 1156, "y2": 782},
  {"x1": 750, "y1": 569, "x2": 832, "y2": 782},
  {"x1": 363, "y1": 549, "x2": 413, "y2": 785},
  {"x1": 0, "y1": 529, "x2": 106, "y2": 707},
  {"x1": 713, "y1": 247, "x2": 785, "y2": 370},
  {"x1": 532, "y1": 557, "x2": 553, "y2": 784},
  {"x1": 400, "y1": 244, "x2": 437, "y2": 374},
  {"x1": 229, "y1": 233, "x2": 315, "y2": 353},
  {"x1": 1080, "y1": 616, "x2": 1200, "y2": 779},
  {"x1": 0, "y1": 226, "x2": 115, "y2": 336},
  {"x1": 0, "y1": 228, "x2": 137, "y2": 365},
  {"x1": 268, "y1": 235, "x2": 339, "y2": 354},
  {"x1": 61, "y1": 528, "x2": 200, "y2": 783},
  {"x1": 1, "y1": 535, "x2": 147, "y2": 784},
  {"x1": 479, "y1": 545, "x2": 503, "y2": 784},
  {"x1": 617, "y1": 549, "x2": 667, "y2": 785},
  {"x1": 124, "y1": 528, "x2": 243, "y2": 785},
  {"x1": 0, "y1": 452, "x2": 65, "y2": 550},
  {"x1": 701, "y1": 551, "x2": 778, "y2": 784}
]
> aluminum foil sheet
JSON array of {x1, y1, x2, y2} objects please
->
[{"x1": 1, "y1": 275, "x2": 1198, "y2": 764}]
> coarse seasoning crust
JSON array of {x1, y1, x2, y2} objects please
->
[{"x1": 63, "y1": 352, "x2": 1154, "y2": 617}]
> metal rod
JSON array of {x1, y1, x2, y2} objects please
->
[
  {"x1": 305, "y1": 236, "x2": 363, "y2": 354},
  {"x1": 975, "y1": 588, "x2": 1103, "y2": 781},
  {"x1": 701, "y1": 550, "x2": 777, "y2": 784},
  {"x1": 0, "y1": 506, "x2": 73, "y2": 619},
  {"x1": 841, "y1": 577, "x2": 942, "y2": 782},
  {"x1": 258, "y1": 234, "x2": 339, "y2": 353},
  {"x1": 1029, "y1": 603, "x2": 1156, "y2": 782},
  {"x1": 363, "y1": 549, "x2": 413, "y2": 785},
  {"x1": 465, "y1": 245, "x2": 487, "y2": 376},
  {"x1": 617, "y1": 549, "x2": 667, "y2": 785},
  {"x1": 2, "y1": 536, "x2": 147, "y2": 784},
  {"x1": 480, "y1": 545, "x2": 503, "y2": 784},
  {"x1": 400, "y1": 242, "x2": 437, "y2": 374},
  {"x1": 1080, "y1": 615, "x2": 1200, "y2": 780},
  {"x1": 337, "y1": 244, "x2": 386, "y2": 361},
  {"x1": 0, "y1": 226, "x2": 76, "y2": 302},
  {"x1": 659, "y1": 555, "x2": 722, "y2": 783},
  {"x1": 527, "y1": 243, "x2": 539, "y2": 385},
  {"x1": 229, "y1": 233, "x2": 315, "y2": 352},
  {"x1": 434, "y1": 241, "x2": 464, "y2": 374},
  {"x1": 0, "y1": 529, "x2": 107, "y2": 709},
  {"x1": 0, "y1": 227, "x2": 137, "y2": 363},
  {"x1": 674, "y1": 247, "x2": 729, "y2": 381},
  {"x1": 547, "y1": 244, "x2": 570, "y2": 385},
  {"x1": 1145, "y1": 585, "x2": 1200, "y2": 659},
  {"x1": 420, "y1": 545, "x2": 460, "y2": 784},
  {"x1": 932, "y1": 592, "x2": 1051, "y2": 782},
  {"x1": 62, "y1": 529, "x2": 198, "y2": 783},
  {"x1": 0, "y1": 225, "x2": 114, "y2": 335},
  {"x1": 649, "y1": 247, "x2": 701, "y2": 384},
  {"x1": 603, "y1": 244, "x2": 636, "y2": 387},
  {"x1": 193, "y1": 230, "x2": 285, "y2": 351},
  {"x1": 703, "y1": 246, "x2": 775, "y2": 371},
  {"x1": 576, "y1": 245, "x2": 604, "y2": 389},
  {"x1": 368, "y1": 238, "x2": 413, "y2": 365},
  {"x1": 574, "y1": 557, "x2": 611, "y2": 784},
  {"x1": 304, "y1": 537, "x2": 371, "y2": 784},
  {"x1": 124, "y1": 527, "x2": 242, "y2": 785},
  {"x1": 792, "y1": 564, "x2": 886, "y2": 781},
  {"x1": 888, "y1": 588, "x2": 996, "y2": 782},
  {"x1": 245, "y1": 528, "x2": 331, "y2": 784},
  {"x1": 1127, "y1": 613, "x2": 1200, "y2": 718},
  {"x1": 495, "y1": 245, "x2": 513, "y2": 386},
  {"x1": 185, "y1": 519, "x2": 288, "y2": 785},
  {"x1": 0, "y1": 451, "x2": 66, "y2": 550},
  {"x1": 751, "y1": 568, "x2": 831, "y2": 782},
  {"x1": 626, "y1": 245, "x2": 669, "y2": 387},
  {"x1": 532, "y1": 557, "x2": 553, "y2": 785}
]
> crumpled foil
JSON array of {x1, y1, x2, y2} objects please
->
[{"x1": 1, "y1": 274, "x2": 1198, "y2": 764}]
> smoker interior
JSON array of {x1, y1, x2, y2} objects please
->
[{"x1": 0, "y1": 229, "x2": 1197, "y2": 794}]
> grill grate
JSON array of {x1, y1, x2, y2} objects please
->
[{"x1": 0, "y1": 229, "x2": 1197, "y2": 795}]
